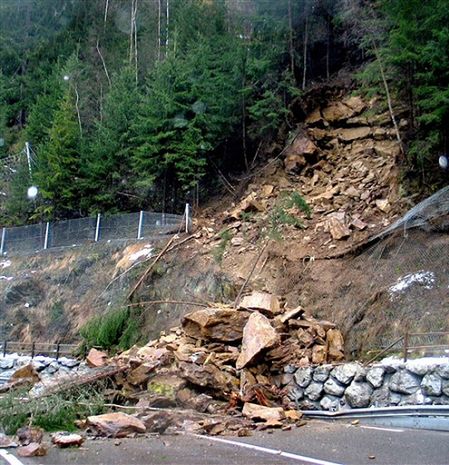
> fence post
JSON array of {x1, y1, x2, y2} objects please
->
[
  {"x1": 44, "y1": 222, "x2": 50, "y2": 250},
  {"x1": 403, "y1": 326, "x2": 409, "y2": 362},
  {"x1": 95, "y1": 213, "x2": 101, "y2": 242},
  {"x1": 3, "y1": 341, "x2": 6, "y2": 357},
  {"x1": 0, "y1": 227, "x2": 5, "y2": 255},
  {"x1": 137, "y1": 211, "x2": 144, "y2": 239},
  {"x1": 185, "y1": 203, "x2": 190, "y2": 233}
]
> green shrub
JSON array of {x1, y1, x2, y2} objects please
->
[{"x1": 212, "y1": 229, "x2": 232, "y2": 264}]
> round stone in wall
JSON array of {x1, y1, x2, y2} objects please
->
[{"x1": 344, "y1": 382, "x2": 372, "y2": 408}]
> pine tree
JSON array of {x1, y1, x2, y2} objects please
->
[{"x1": 35, "y1": 90, "x2": 82, "y2": 219}]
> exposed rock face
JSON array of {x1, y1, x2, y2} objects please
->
[
  {"x1": 337, "y1": 127, "x2": 371, "y2": 142},
  {"x1": 183, "y1": 308, "x2": 250, "y2": 342},
  {"x1": 344, "y1": 382, "x2": 372, "y2": 408},
  {"x1": 236, "y1": 312, "x2": 279, "y2": 369},
  {"x1": 87, "y1": 413, "x2": 146, "y2": 438},
  {"x1": 4, "y1": 278, "x2": 44, "y2": 306}
]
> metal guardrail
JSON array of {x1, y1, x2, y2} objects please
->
[{"x1": 0, "y1": 341, "x2": 79, "y2": 359}]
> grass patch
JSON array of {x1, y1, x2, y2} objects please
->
[
  {"x1": 79, "y1": 306, "x2": 143, "y2": 353},
  {"x1": 213, "y1": 229, "x2": 233, "y2": 264}
]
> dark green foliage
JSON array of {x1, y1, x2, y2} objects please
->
[
  {"x1": 0, "y1": 385, "x2": 105, "y2": 434},
  {"x1": 79, "y1": 306, "x2": 143, "y2": 352},
  {"x1": 213, "y1": 229, "x2": 233, "y2": 264}
]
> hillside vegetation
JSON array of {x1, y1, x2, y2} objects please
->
[{"x1": 1, "y1": 0, "x2": 448, "y2": 226}]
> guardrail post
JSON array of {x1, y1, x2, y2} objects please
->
[
  {"x1": 137, "y1": 211, "x2": 144, "y2": 239},
  {"x1": 2, "y1": 341, "x2": 6, "y2": 357},
  {"x1": 44, "y1": 222, "x2": 50, "y2": 249},
  {"x1": 31, "y1": 342, "x2": 35, "y2": 358},
  {"x1": 185, "y1": 203, "x2": 190, "y2": 233},
  {"x1": 56, "y1": 342, "x2": 60, "y2": 360},
  {"x1": 95, "y1": 213, "x2": 101, "y2": 242}
]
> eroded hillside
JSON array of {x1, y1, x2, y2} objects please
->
[{"x1": 1, "y1": 87, "x2": 447, "y2": 357}]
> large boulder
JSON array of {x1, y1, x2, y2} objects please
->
[
  {"x1": 366, "y1": 367, "x2": 385, "y2": 389},
  {"x1": 389, "y1": 370, "x2": 421, "y2": 395},
  {"x1": 239, "y1": 292, "x2": 281, "y2": 316},
  {"x1": 331, "y1": 363, "x2": 360, "y2": 386},
  {"x1": 294, "y1": 367, "x2": 313, "y2": 388},
  {"x1": 304, "y1": 382, "x2": 324, "y2": 401},
  {"x1": 87, "y1": 413, "x2": 146, "y2": 438},
  {"x1": 182, "y1": 308, "x2": 250, "y2": 343},
  {"x1": 236, "y1": 312, "x2": 279, "y2": 369},
  {"x1": 345, "y1": 382, "x2": 372, "y2": 408},
  {"x1": 242, "y1": 403, "x2": 285, "y2": 422},
  {"x1": 337, "y1": 127, "x2": 371, "y2": 142},
  {"x1": 324, "y1": 378, "x2": 345, "y2": 397},
  {"x1": 421, "y1": 373, "x2": 442, "y2": 396}
]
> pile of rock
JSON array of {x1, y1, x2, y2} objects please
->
[
  {"x1": 283, "y1": 359, "x2": 449, "y2": 411},
  {"x1": 207, "y1": 94, "x2": 405, "y2": 259},
  {"x1": 108, "y1": 292, "x2": 344, "y2": 422}
]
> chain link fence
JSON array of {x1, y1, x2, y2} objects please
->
[
  {"x1": 0, "y1": 209, "x2": 189, "y2": 257},
  {"x1": 341, "y1": 187, "x2": 449, "y2": 357}
]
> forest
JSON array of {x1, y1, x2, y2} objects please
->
[{"x1": 0, "y1": 0, "x2": 448, "y2": 224}]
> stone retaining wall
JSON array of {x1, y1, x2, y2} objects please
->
[
  {"x1": 284, "y1": 358, "x2": 449, "y2": 410},
  {"x1": 0, "y1": 354, "x2": 82, "y2": 385}
]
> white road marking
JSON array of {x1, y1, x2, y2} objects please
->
[
  {"x1": 192, "y1": 434, "x2": 344, "y2": 465},
  {"x1": 359, "y1": 425, "x2": 404, "y2": 433},
  {"x1": 0, "y1": 450, "x2": 26, "y2": 465}
]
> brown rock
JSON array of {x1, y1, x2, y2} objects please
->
[
  {"x1": 140, "y1": 411, "x2": 174, "y2": 434},
  {"x1": 178, "y1": 362, "x2": 238, "y2": 394},
  {"x1": 262, "y1": 185, "x2": 274, "y2": 197},
  {"x1": 16, "y1": 426, "x2": 43, "y2": 446},
  {"x1": 327, "y1": 329, "x2": 345, "y2": 361},
  {"x1": 373, "y1": 140, "x2": 401, "y2": 158},
  {"x1": 284, "y1": 153, "x2": 306, "y2": 174},
  {"x1": 312, "y1": 345, "x2": 327, "y2": 364},
  {"x1": 236, "y1": 312, "x2": 279, "y2": 369},
  {"x1": 351, "y1": 218, "x2": 368, "y2": 230},
  {"x1": 127, "y1": 363, "x2": 159, "y2": 385},
  {"x1": 51, "y1": 432, "x2": 84, "y2": 448},
  {"x1": 322, "y1": 101, "x2": 356, "y2": 122},
  {"x1": 229, "y1": 194, "x2": 264, "y2": 220},
  {"x1": 239, "y1": 292, "x2": 281, "y2": 316},
  {"x1": 343, "y1": 95, "x2": 366, "y2": 114},
  {"x1": 305, "y1": 108, "x2": 323, "y2": 125},
  {"x1": 375, "y1": 198, "x2": 391, "y2": 213},
  {"x1": 242, "y1": 403, "x2": 285, "y2": 422},
  {"x1": 182, "y1": 308, "x2": 251, "y2": 342},
  {"x1": 11, "y1": 364, "x2": 39, "y2": 383},
  {"x1": 86, "y1": 348, "x2": 108, "y2": 368},
  {"x1": 278, "y1": 306, "x2": 304, "y2": 324},
  {"x1": 87, "y1": 413, "x2": 146, "y2": 438},
  {"x1": 337, "y1": 127, "x2": 371, "y2": 142},
  {"x1": 0, "y1": 433, "x2": 17, "y2": 448},
  {"x1": 136, "y1": 346, "x2": 171, "y2": 364},
  {"x1": 289, "y1": 136, "x2": 318, "y2": 156},
  {"x1": 17, "y1": 443, "x2": 47, "y2": 457},
  {"x1": 326, "y1": 217, "x2": 351, "y2": 240}
]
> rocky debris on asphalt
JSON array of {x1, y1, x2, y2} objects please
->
[
  {"x1": 0, "y1": 433, "x2": 17, "y2": 448},
  {"x1": 87, "y1": 413, "x2": 146, "y2": 438},
  {"x1": 17, "y1": 442, "x2": 47, "y2": 457},
  {"x1": 51, "y1": 432, "x2": 84, "y2": 448}
]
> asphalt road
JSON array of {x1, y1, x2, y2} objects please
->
[{"x1": 2, "y1": 420, "x2": 449, "y2": 465}]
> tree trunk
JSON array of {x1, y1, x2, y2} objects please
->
[
  {"x1": 157, "y1": 0, "x2": 161, "y2": 61},
  {"x1": 288, "y1": 0, "x2": 295, "y2": 76},
  {"x1": 302, "y1": 13, "x2": 308, "y2": 90},
  {"x1": 372, "y1": 41, "x2": 404, "y2": 157}
]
